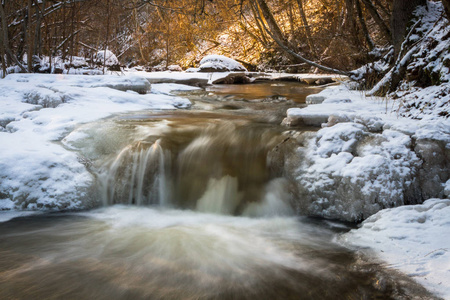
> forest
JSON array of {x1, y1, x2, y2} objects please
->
[{"x1": 1, "y1": 0, "x2": 449, "y2": 92}]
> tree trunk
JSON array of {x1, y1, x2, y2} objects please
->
[
  {"x1": 249, "y1": 2, "x2": 269, "y2": 46},
  {"x1": 34, "y1": 0, "x2": 45, "y2": 57},
  {"x1": 0, "y1": 2, "x2": 27, "y2": 73},
  {"x1": 252, "y1": 3, "x2": 349, "y2": 75},
  {"x1": 255, "y1": 0, "x2": 287, "y2": 45},
  {"x1": 344, "y1": 0, "x2": 360, "y2": 46},
  {"x1": 443, "y1": 0, "x2": 450, "y2": 20},
  {"x1": 360, "y1": 0, "x2": 391, "y2": 41},
  {"x1": 0, "y1": 20, "x2": 6, "y2": 78},
  {"x1": 295, "y1": 0, "x2": 316, "y2": 57},
  {"x1": 391, "y1": 0, "x2": 425, "y2": 56},
  {"x1": 355, "y1": 0, "x2": 374, "y2": 50},
  {"x1": 103, "y1": 0, "x2": 111, "y2": 74},
  {"x1": 27, "y1": 0, "x2": 33, "y2": 72}
]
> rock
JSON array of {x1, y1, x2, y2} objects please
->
[
  {"x1": 167, "y1": 65, "x2": 183, "y2": 72},
  {"x1": 212, "y1": 73, "x2": 251, "y2": 84},
  {"x1": 315, "y1": 77, "x2": 334, "y2": 85},
  {"x1": 185, "y1": 67, "x2": 199, "y2": 72},
  {"x1": 198, "y1": 62, "x2": 229, "y2": 72},
  {"x1": 198, "y1": 55, "x2": 247, "y2": 72},
  {"x1": 147, "y1": 77, "x2": 209, "y2": 87},
  {"x1": 305, "y1": 95, "x2": 325, "y2": 104},
  {"x1": 300, "y1": 77, "x2": 333, "y2": 85},
  {"x1": 94, "y1": 50, "x2": 120, "y2": 71}
]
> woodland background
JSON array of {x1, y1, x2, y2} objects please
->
[{"x1": 1, "y1": 0, "x2": 449, "y2": 87}]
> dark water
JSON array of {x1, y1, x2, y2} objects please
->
[{"x1": 0, "y1": 82, "x2": 437, "y2": 299}]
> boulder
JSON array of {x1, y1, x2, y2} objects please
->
[{"x1": 198, "y1": 55, "x2": 247, "y2": 72}]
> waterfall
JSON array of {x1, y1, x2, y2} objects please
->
[
  {"x1": 96, "y1": 120, "x2": 294, "y2": 216},
  {"x1": 98, "y1": 139, "x2": 168, "y2": 206}
]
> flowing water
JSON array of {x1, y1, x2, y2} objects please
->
[{"x1": 0, "y1": 82, "x2": 436, "y2": 299}]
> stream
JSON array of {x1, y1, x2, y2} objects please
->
[{"x1": 0, "y1": 81, "x2": 436, "y2": 299}]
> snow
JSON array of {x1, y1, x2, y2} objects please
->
[
  {"x1": 199, "y1": 55, "x2": 247, "y2": 72},
  {"x1": 290, "y1": 84, "x2": 449, "y2": 222},
  {"x1": 341, "y1": 198, "x2": 450, "y2": 299},
  {"x1": 0, "y1": 73, "x2": 191, "y2": 210},
  {"x1": 95, "y1": 50, "x2": 119, "y2": 66}
]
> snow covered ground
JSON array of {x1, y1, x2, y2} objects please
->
[{"x1": 342, "y1": 198, "x2": 450, "y2": 299}]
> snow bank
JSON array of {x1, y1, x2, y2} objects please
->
[
  {"x1": 283, "y1": 85, "x2": 449, "y2": 222},
  {"x1": 0, "y1": 74, "x2": 191, "y2": 210},
  {"x1": 198, "y1": 55, "x2": 247, "y2": 72},
  {"x1": 285, "y1": 80, "x2": 449, "y2": 297},
  {"x1": 342, "y1": 198, "x2": 450, "y2": 299}
]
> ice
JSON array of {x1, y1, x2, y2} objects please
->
[
  {"x1": 0, "y1": 73, "x2": 191, "y2": 210},
  {"x1": 342, "y1": 199, "x2": 450, "y2": 299}
]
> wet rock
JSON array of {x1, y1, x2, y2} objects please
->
[
  {"x1": 300, "y1": 77, "x2": 334, "y2": 85},
  {"x1": 147, "y1": 77, "x2": 209, "y2": 87},
  {"x1": 212, "y1": 73, "x2": 251, "y2": 84}
]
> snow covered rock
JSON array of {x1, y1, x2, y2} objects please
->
[
  {"x1": 198, "y1": 55, "x2": 247, "y2": 72},
  {"x1": 281, "y1": 84, "x2": 449, "y2": 222},
  {"x1": 295, "y1": 127, "x2": 421, "y2": 222},
  {"x1": 90, "y1": 76, "x2": 151, "y2": 94},
  {"x1": 167, "y1": 65, "x2": 183, "y2": 72},
  {"x1": 94, "y1": 50, "x2": 120, "y2": 70},
  {"x1": 185, "y1": 67, "x2": 199, "y2": 73}
]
